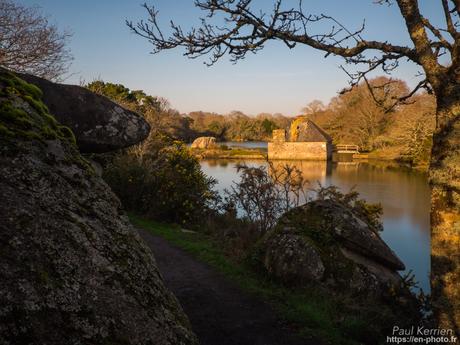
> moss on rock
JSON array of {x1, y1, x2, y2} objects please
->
[
  {"x1": 0, "y1": 69, "x2": 76, "y2": 145},
  {"x1": 257, "y1": 199, "x2": 407, "y2": 293},
  {"x1": 0, "y1": 69, "x2": 198, "y2": 345}
]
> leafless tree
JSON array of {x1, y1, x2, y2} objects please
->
[
  {"x1": 0, "y1": 0, "x2": 72, "y2": 80},
  {"x1": 301, "y1": 100, "x2": 325, "y2": 116},
  {"x1": 225, "y1": 162, "x2": 309, "y2": 233},
  {"x1": 128, "y1": 0, "x2": 460, "y2": 333},
  {"x1": 268, "y1": 161, "x2": 309, "y2": 213},
  {"x1": 390, "y1": 93, "x2": 436, "y2": 162}
]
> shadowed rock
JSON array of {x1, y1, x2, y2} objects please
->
[
  {"x1": 0, "y1": 70, "x2": 198, "y2": 345},
  {"x1": 262, "y1": 228, "x2": 325, "y2": 285},
  {"x1": 314, "y1": 200, "x2": 405, "y2": 271},
  {"x1": 17, "y1": 71, "x2": 150, "y2": 153},
  {"x1": 259, "y1": 199, "x2": 405, "y2": 296}
]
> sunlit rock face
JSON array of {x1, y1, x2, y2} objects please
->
[
  {"x1": 17, "y1": 71, "x2": 150, "y2": 153},
  {"x1": 191, "y1": 136, "x2": 217, "y2": 149},
  {"x1": 0, "y1": 70, "x2": 198, "y2": 345},
  {"x1": 259, "y1": 199, "x2": 406, "y2": 297}
]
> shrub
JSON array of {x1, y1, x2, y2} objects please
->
[
  {"x1": 103, "y1": 134, "x2": 218, "y2": 228},
  {"x1": 222, "y1": 163, "x2": 382, "y2": 235},
  {"x1": 315, "y1": 183, "x2": 383, "y2": 231},
  {"x1": 224, "y1": 162, "x2": 309, "y2": 233}
]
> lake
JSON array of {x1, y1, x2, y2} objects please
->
[
  {"x1": 200, "y1": 159, "x2": 431, "y2": 292},
  {"x1": 217, "y1": 141, "x2": 268, "y2": 150}
]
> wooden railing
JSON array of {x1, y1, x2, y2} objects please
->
[{"x1": 334, "y1": 144, "x2": 360, "y2": 153}]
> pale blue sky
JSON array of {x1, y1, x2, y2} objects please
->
[{"x1": 21, "y1": 1, "x2": 444, "y2": 115}]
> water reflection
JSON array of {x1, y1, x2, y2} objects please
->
[
  {"x1": 218, "y1": 141, "x2": 268, "y2": 150},
  {"x1": 200, "y1": 159, "x2": 431, "y2": 292}
]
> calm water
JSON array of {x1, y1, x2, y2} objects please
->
[
  {"x1": 200, "y1": 159, "x2": 431, "y2": 292},
  {"x1": 218, "y1": 141, "x2": 268, "y2": 150}
]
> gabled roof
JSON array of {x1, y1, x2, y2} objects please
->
[{"x1": 291, "y1": 119, "x2": 332, "y2": 142}]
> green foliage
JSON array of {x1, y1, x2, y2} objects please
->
[
  {"x1": 86, "y1": 79, "x2": 292, "y2": 143},
  {"x1": 103, "y1": 136, "x2": 218, "y2": 227},
  {"x1": 261, "y1": 118, "x2": 278, "y2": 135},
  {"x1": 87, "y1": 79, "x2": 217, "y2": 226},
  {"x1": 87, "y1": 80, "x2": 199, "y2": 141},
  {"x1": 88, "y1": 81, "x2": 132, "y2": 102},
  {"x1": 86, "y1": 80, "x2": 163, "y2": 112}
]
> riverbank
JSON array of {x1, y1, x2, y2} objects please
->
[
  {"x1": 191, "y1": 147, "x2": 267, "y2": 160},
  {"x1": 200, "y1": 158, "x2": 431, "y2": 293},
  {"x1": 367, "y1": 147, "x2": 430, "y2": 171},
  {"x1": 190, "y1": 144, "x2": 429, "y2": 171}
]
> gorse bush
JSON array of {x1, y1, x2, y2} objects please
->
[
  {"x1": 104, "y1": 133, "x2": 218, "y2": 228},
  {"x1": 87, "y1": 80, "x2": 218, "y2": 227}
]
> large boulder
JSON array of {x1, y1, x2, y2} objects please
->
[
  {"x1": 190, "y1": 136, "x2": 216, "y2": 149},
  {"x1": 0, "y1": 70, "x2": 198, "y2": 344},
  {"x1": 258, "y1": 199, "x2": 405, "y2": 296},
  {"x1": 16, "y1": 70, "x2": 150, "y2": 153},
  {"x1": 262, "y1": 228, "x2": 325, "y2": 285}
]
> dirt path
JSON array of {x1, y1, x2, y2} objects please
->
[{"x1": 137, "y1": 228, "x2": 317, "y2": 345}]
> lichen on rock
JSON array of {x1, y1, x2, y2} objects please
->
[
  {"x1": 257, "y1": 199, "x2": 407, "y2": 297},
  {"x1": 0, "y1": 69, "x2": 198, "y2": 345},
  {"x1": 16, "y1": 71, "x2": 151, "y2": 153}
]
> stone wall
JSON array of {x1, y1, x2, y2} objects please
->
[{"x1": 268, "y1": 142, "x2": 332, "y2": 160}]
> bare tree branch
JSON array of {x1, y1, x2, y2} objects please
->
[
  {"x1": 127, "y1": 1, "x2": 419, "y2": 65},
  {"x1": 0, "y1": 0, "x2": 73, "y2": 80},
  {"x1": 442, "y1": 0, "x2": 458, "y2": 38},
  {"x1": 128, "y1": 0, "x2": 456, "y2": 103}
]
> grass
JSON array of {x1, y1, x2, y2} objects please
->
[{"x1": 130, "y1": 215, "x2": 363, "y2": 345}]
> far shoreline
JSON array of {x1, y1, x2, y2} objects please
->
[{"x1": 189, "y1": 143, "x2": 429, "y2": 172}]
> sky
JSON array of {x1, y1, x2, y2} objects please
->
[{"x1": 20, "y1": 0, "x2": 445, "y2": 116}]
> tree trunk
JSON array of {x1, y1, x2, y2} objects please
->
[{"x1": 430, "y1": 87, "x2": 460, "y2": 338}]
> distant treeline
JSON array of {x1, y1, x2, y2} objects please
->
[
  {"x1": 86, "y1": 80, "x2": 290, "y2": 142},
  {"x1": 87, "y1": 76, "x2": 435, "y2": 166}
]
